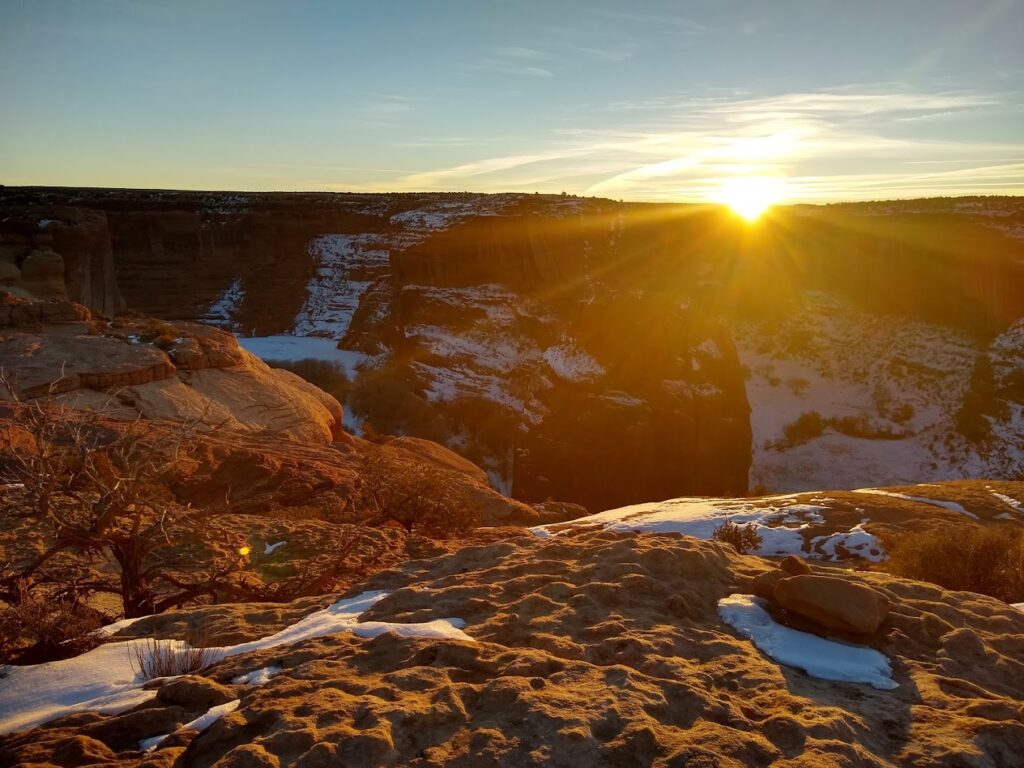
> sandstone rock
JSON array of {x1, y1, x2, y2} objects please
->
[
  {"x1": 532, "y1": 500, "x2": 589, "y2": 524},
  {"x1": 80, "y1": 705, "x2": 187, "y2": 750},
  {"x1": 0, "y1": 325, "x2": 175, "y2": 398},
  {"x1": 156, "y1": 675, "x2": 236, "y2": 710},
  {"x1": 780, "y1": 555, "x2": 811, "y2": 576},
  {"x1": 17, "y1": 247, "x2": 67, "y2": 299},
  {"x1": 751, "y1": 569, "x2": 786, "y2": 600},
  {"x1": 0, "y1": 262, "x2": 19, "y2": 286},
  {"x1": 773, "y1": 575, "x2": 890, "y2": 634},
  {"x1": 183, "y1": 362, "x2": 340, "y2": 444},
  {"x1": 0, "y1": 243, "x2": 30, "y2": 264},
  {"x1": 388, "y1": 435, "x2": 489, "y2": 486}
]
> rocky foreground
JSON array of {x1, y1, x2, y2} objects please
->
[{"x1": 2, "y1": 528, "x2": 1023, "y2": 768}]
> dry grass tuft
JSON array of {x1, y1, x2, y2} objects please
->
[
  {"x1": 884, "y1": 525, "x2": 1024, "y2": 603},
  {"x1": 129, "y1": 634, "x2": 216, "y2": 681}
]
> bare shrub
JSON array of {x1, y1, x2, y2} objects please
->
[
  {"x1": 129, "y1": 635, "x2": 215, "y2": 681},
  {"x1": 884, "y1": 525, "x2": 1024, "y2": 603},
  {"x1": 236, "y1": 526, "x2": 393, "y2": 601},
  {"x1": 712, "y1": 520, "x2": 763, "y2": 555},
  {"x1": 359, "y1": 450, "x2": 479, "y2": 538},
  {"x1": 0, "y1": 591, "x2": 102, "y2": 666}
]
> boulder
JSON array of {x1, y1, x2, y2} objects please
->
[
  {"x1": 156, "y1": 675, "x2": 236, "y2": 710},
  {"x1": 751, "y1": 569, "x2": 786, "y2": 600},
  {"x1": 773, "y1": 575, "x2": 889, "y2": 635},
  {"x1": 780, "y1": 555, "x2": 811, "y2": 576}
]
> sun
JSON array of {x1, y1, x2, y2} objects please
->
[{"x1": 714, "y1": 177, "x2": 786, "y2": 222}]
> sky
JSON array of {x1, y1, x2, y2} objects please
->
[{"x1": 1, "y1": 0, "x2": 1023, "y2": 203}]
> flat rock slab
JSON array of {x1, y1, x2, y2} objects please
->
[{"x1": 0, "y1": 324, "x2": 174, "y2": 397}]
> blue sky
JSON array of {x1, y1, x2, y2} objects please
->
[{"x1": 2, "y1": 0, "x2": 1022, "y2": 201}]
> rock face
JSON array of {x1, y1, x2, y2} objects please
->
[
  {"x1": 0, "y1": 299, "x2": 343, "y2": 444},
  {"x1": 5, "y1": 529, "x2": 1023, "y2": 767},
  {"x1": 774, "y1": 574, "x2": 891, "y2": 634},
  {"x1": 0, "y1": 189, "x2": 756, "y2": 510},
  {"x1": 0, "y1": 205, "x2": 123, "y2": 315},
  {"x1": 6, "y1": 189, "x2": 1024, "y2": 501}
]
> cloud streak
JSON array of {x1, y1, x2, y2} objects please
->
[{"x1": 376, "y1": 85, "x2": 1023, "y2": 201}]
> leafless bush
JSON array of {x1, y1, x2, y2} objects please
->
[
  {"x1": 235, "y1": 526, "x2": 392, "y2": 601},
  {"x1": 359, "y1": 450, "x2": 479, "y2": 538},
  {"x1": 0, "y1": 590, "x2": 102, "y2": 666}
]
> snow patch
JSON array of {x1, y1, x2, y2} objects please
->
[
  {"x1": 202, "y1": 279, "x2": 244, "y2": 329},
  {"x1": 139, "y1": 699, "x2": 239, "y2": 751},
  {"x1": 543, "y1": 342, "x2": 604, "y2": 383},
  {"x1": 0, "y1": 591, "x2": 470, "y2": 735},
  {"x1": 532, "y1": 497, "x2": 885, "y2": 562},
  {"x1": 852, "y1": 489, "x2": 977, "y2": 519},
  {"x1": 237, "y1": 335, "x2": 368, "y2": 377},
  {"x1": 719, "y1": 594, "x2": 897, "y2": 690},
  {"x1": 232, "y1": 665, "x2": 281, "y2": 686}
]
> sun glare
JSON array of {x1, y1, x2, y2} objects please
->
[{"x1": 715, "y1": 177, "x2": 787, "y2": 221}]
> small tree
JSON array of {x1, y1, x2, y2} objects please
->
[
  {"x1": 0, "y1": 395, "x2": 242, "y2": 619},
  {"x1": 358, "y1": 450, "x2": 479, "y2": 538}
]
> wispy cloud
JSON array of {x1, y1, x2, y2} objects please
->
[
  {"x1": 562, "y1": 42, "x2": 636, "y2": 62},
  {"x1": 374, "y1": 85, "x2": 1024, "y2": 201},
  {"x1": 594, "y1": 9, "x2": 709, "y2": 34},
  {"x1": 494, "y1": 46, "x2": 546, "y2": 60},
  {"x1": 357, "y1": 95, "x2": 420, "y2": 126},
  {"x1": 475, "y1": 45, "x2": 554, "y2": 77}
]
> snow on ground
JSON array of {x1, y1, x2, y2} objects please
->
[
  {"x1": 988, "y1": 488, "x2": 1023, "y2": 514},
  {"x1": 718, "y1": 594, "x2": 898, "y2": 690},
  {"x1": 201, "y1": 279, "x2": 244, "y2": 330},
  {"x1": 0, "y1": 591, "x2": 471, "y2": 735},
  {"x1": 139, "y1": 699, "x2": 239, "y2": 751},
  {"x1": 93, "y1": 615, "x2": 149, "y2": 639},
  {"x1": 237, "y1": 335, "x2": 367, "y2": 376},
  {"x1": 531, "y1": 496, "x2": 886, "y2": 562},
  {"x1": 401, "y1": 284, "x2": 552, "y2": 423},
  {"x1": 544, "y1": 341, "x2": 605, "y2": 383},
  {"x1": 292, "y1": 234, "x2": 390, "y2": 337},
  {"x1": 735, "y1": 290, "x2": 1024, "y2": 492},
  {"x1": 232, "y1": 666, "x2": 281, "y2": 686},
  {"x1": 389, "y1": 195, "x2": 516, "y2": 233},
  {"x1": 852, "y1": 488, "x2": 978, "y2": 519}
]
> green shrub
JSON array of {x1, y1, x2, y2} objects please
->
[
  {"x1": 884, "y1": 525, "x2": 1024, "y2": 603},
  {"x1": 712, "y1": 520, "x2": 763, "y2": 555},
  {"x1": 782, "y1": 411, "x2": 826, "y2": 447},
  {"x1": 348, "y1": 366, "x2": 450, "y2": 443}
]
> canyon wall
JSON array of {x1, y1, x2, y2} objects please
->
[{"x1": 4, "y1": 187, "x2": 1023, "y2": 503}]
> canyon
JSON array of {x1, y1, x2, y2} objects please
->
[{"x1": 2, "y1": 188, "x2": 1024, "y2": 509}]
